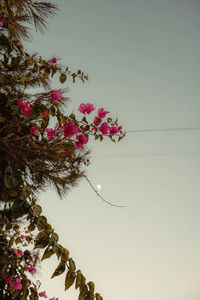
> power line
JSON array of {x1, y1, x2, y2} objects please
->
[
  {"x1": 127, "y1": 126, "x2": 200, "y2": 134},
  {"x1": 93, "y1": 152, "x2": 200, "y2": 158}
]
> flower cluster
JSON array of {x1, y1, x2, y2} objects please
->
[
  {"x1": 51, "y1": 90, "x2": 62, "y2": 101},
  {"x1": 17, "y1": 97, "x2": 124, "y2": 151},
  {"x1": 78, "y1": 103, "x2": 95, "y2": 114},
  {"x1": 17, "y1": 99, "x2": 32, "y2": 116},
  {"x1": 5, "y1": 276, "x2": 22, "y2": 290}
]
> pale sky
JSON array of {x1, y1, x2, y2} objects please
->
[{"x1": 26, "y1": 0, "x2": 200, "y2": 299}]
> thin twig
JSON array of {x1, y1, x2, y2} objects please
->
[{"x1": 83, "y1": 174, "x2": 127, "y2": 208}]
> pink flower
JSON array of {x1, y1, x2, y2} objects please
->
[
  {"x1": 99, "y1": 122, "x2": 110, "y2": 135},
  {"x1": 77, "y1": 134, "x2": 87, "y2": 144},
  {"x1": 74, "y1": 141, "x2": 84, "y2": 149},
  {"x1": 13, "y1": 134, "x2": 20, "y2": 140},
  {"x1": 51, "y1": 90, "x2": 62, "y2": 101},
  {"x1": 45, "y1": 128, "x2": 56, "y2": 141},
  {"x1": 109, "y1": 126, "x2": 119, "y2": 136},
  {"x1": 16, "y1": 249, "x2": 23, "y2": 256},
  {"x1": 98, "y1": 108, "x2": 110, "y2": 119},
  {"x1": 39, "y1": 291, "x2": 47, "y2": 298},
  {"x1": 12, "y1": 278, "x2": 22, "y2": 290},
  {"x1": 85, "y1": 103, "x2": 95, "y2": 114},
  {"x1": 57, "y1": 123, "x2": 64, "y2": 131},
  {"x1": 78, "y1": 103, "x2": 87, "y2": 114},
  {"x1": 78, "y1": 103, "x2": 95, "y2": 114},
  {"x1": 30, "y1": 127, "x2": 39, "y2": 136},
  {"x1": 93, "y1": 117, "x2": 102, "y2": 126},
  {"x1": 0, "y1": 19, "x2": 4, "y2": 27},
  {"x1": 52, "y1": 57, "x2": 57, "y2": 63},
  {"x1": 118, "y1": 126, "x2": 122, "y2": 131},
  {"x1": 27, "y1": 266, "x2": 36, "y2": 275},
  {"x1": 63, "y1": 121, "x2": 78, "y2": 137},
  {"x1": 74, "y1": 134, "x2": 87, "y2": 149},
  {"x1": 17, "y1": 99, "x2": 32, "y2": 116},
  {"x1": 17, "y1": 99, "x2": 23, "y2": 107},
  {"x1": 42, "y1": 110, "x2": 48, "y2": 117},
  {"x1": 5, "y1": 276, "x2": 12, "y2": 284}
]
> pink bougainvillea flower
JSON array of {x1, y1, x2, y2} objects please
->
[
  {"x1": 109, "y1": 126, "x2": 119, "y2": 136},
  {"x1": 57, "y1": 123, "x2": 64, "y2": 131},
  {"x1": 0, "y1": 18, "x2": 4, "y2": 26},
  {"x1": 17, "y1": 99, "x2": 23, "y2": 107},
  {"x1": 51, "y1": 90, "x2": 62, "y2": 101},
  {"x1": 39, "y1": 291, "x2": 47, "y2": 298},
  {"x1": 17, "y1": 99, "x2": 32, "y2": 116},
  {"x1": 78, "y1": 103, "x2": 95, "y2": 114},
  {"x1": 17, "y1": 100, "x2": 32, "y2": 116},
  {"x1": 63, "y1": 121, "x2": 78, "y2": 137},
  {"x1": 97, "y1": 108, "x2": 110, "y2": 119},
  {"x1": 12, "y1": 278, "x2": 22, "y2": 290},
  {"x1": 85, "y1": 103, "x2": 95, "y2": 114},
  {"x1": 51, "y1": 57, "x2": 57, "y2": 63},
  {"x1": 45, "y1": 128, "x2": 56, "y2": 141},
  {"x1": 93, "y1": 117, "x2": 102, "y2": 126},
  {"x1": 78, "y1": 103, "x2": 87, "y2": 114},
  {"x1": 74, "y1": 141, "x2": 84, "y2": 149},
  {"x1": 30, "y1": 127, "x2": 39, "y2": 136},
  {"x1": 118, "y1": 126, "x2": 122, "y2": 131},
  {"x1": 74, "y1": 134, "x2": 88, "y2": 149},
  {"x1": 27, "y1": 266, "x2": 36, "y2": 275},
  {"x1": 16, "y1": 249, "x2": 23, "y2": 256},
  {"x1": 42, "y1": 110, "x2": 48, "y2": 117},
  {"x1": 99, "y1": 122, "x2": 110, "y2": 135},
  {"x1": 77, "y1": 134, "x2": 87, "y2": 145},
  {"x1": 5, "y1": 276, "x2": 12, "y2": 284}
]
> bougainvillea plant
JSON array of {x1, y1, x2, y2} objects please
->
[{"x1": 0, "y1": 1, "x2": 125, "y2": 299}]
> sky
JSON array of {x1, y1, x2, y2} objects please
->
[{"x1": 26, "y1": 0, "x2": 200, "y2": 299}]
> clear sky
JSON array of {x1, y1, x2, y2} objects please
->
[{"x1": 26, "y1": 0, "x2": 200, "y2": 299}]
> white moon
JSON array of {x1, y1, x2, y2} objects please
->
[{"x1": 97, "y1": 184, "x2": 102, "y2": 190}]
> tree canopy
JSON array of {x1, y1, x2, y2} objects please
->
[{"x1": 0, "y1": 1, "x2": 125, "y2": 299}]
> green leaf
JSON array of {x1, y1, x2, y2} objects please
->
[
  {"x1": 65, "y1": 270, "x2": 76, "y2": 290},
  {"x1": 34, "y1": 231, "x2": 49, "y2": 249},
  {"x1": 41, "y1": 248, "x2": 55, "y2": 261},
  {"x1": 69, "y1": 113, "x2": 76, "y2": 121},
  {"x1": 37, "y1": 216, "x2": 48, "y2": 231},
  {"x1": 32, "y1": 205, "x2": 42, "y2": 216},
  {"x1": 59, "y1": 73, "x2": 67, "y2": 83},
  {"x1": 88, "y1": 281, "x2": 95, "y2": 296},
  {"x1": 75, "y1": 270, "x2": 82, "y2": 289},
  {"x1": 68, "y1": 258, "x2": 76, "y2": 273},
  {"x1": 49, "y1": 105, "x2": 56, "y2": 117},
  {"x1": 53, "y1": 243, "x2": 64, "y2": 259},
  {"x1": 4, "y1": 165, "x2": 21, "y2": 189},
  {"x1": 51, "y1": 261, "x2": 66, "y2": 278},
  {"x1": 61, "y1": 248, "x2": 69, "y2": 262}
]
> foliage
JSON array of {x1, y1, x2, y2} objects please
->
[{"x1": 0, "y1": 1, "x2": 125, "y2": 299}]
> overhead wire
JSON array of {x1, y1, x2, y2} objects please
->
[{"x1": 94, "y1": 126, "x2": 200, "y2": 158}]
